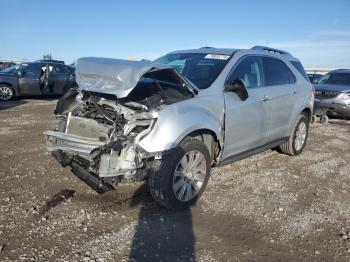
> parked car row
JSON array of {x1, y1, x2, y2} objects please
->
[
  {"x1": 0, "y1": 61, "x2": 17, "y2": 71},
  {"x1": 313, "y1": 69, "x2": 350, "y2": 118}
]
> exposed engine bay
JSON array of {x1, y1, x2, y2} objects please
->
[{"x1": 44, "y1": 62, "x2": 194, "y2": 193}]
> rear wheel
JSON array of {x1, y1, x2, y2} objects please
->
[
  {"x1": 0, "y1": 86, "x2": 14, "y2": 101},
  {"x1": 149, "y1": 138, "x2": 211, "y2": 210},
  {"x1": 279, "y1": 115, "x2": 309, "y2": 156}
]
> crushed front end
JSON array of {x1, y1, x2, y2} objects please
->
[
  {"x1": 44, "y1": 57, "x2": 194, "y2": 193},
  {"x1": 45, "y1": 89, "x2": 159, "y2": 193}
]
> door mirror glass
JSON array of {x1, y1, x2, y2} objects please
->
[
  {"x1": 17, "y1": 70, "x2": 23, "y2": 76},
  {"x1": 224, "y1": 78, "x2": 249, "y2": 101}
]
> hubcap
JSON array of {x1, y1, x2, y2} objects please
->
[
  {"x1": 0, "y1": 87, "x2": 13, "y2": 101},
  {"x1": 172, "y1": 150, "x2": 207, "y2": 202},
  {"x1": 294, "y1": 121, "x2": 307, "y2": 151}
]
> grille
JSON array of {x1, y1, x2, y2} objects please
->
[{"x1": 315, "y1": 90, "x2": 340, "y2": 99}]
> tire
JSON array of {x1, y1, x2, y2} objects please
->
[
  {"x1": 320, "y1": 115, "x2": 329, "y2": 124},
  {"x1": 279, "y1": 114, "x2": 309, "y2": 156},
  {"x1": 0, "y1": 85, "x2": 15, "y2": 101},
  {"x1": 149, "y1": 138, "x2": 211, "y2": 210},
  {"x1": 311, "y1": 115, "x2": 316, "y2": 123}
]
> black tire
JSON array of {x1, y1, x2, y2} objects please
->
[
  {"x1": 149, "y1": 138, "x2": 211, "y2": 210},
  {"x1": 279, "y1": 114, "x2": 309, "y2": 156},
  {"x1": 320, "y1": 115, "x2": 329, "y2": 124},
  {"x1": 0, "y1": 85, "x2": 15, "y2": 101}
]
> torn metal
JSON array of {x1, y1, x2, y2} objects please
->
[{"x1": 45, "y1": 59, "x2": 195, "y2": 193}]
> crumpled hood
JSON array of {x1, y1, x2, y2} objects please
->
[
  {"x1": 314, "y1": 83, "x2": 350, "y2": 93},
  {"x1": 75, "y1": 57, "x2": 177, "y2": 98}
]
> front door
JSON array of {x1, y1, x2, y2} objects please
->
[
  {"x1": 222, "y1": 56, "x2": 269, "y2": 160},
  {"x1": 18, "y1": 64, "x2": 42, "y2": 95}
]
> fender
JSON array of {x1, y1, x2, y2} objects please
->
[{"x1": 138, "y1": 97, "x2": 224, "y2": 153}]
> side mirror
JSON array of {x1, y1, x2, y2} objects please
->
[{"x1": 224, "y1": 78, "x2": 249, "y2": 101}]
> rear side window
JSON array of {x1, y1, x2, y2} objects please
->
[
  {"x1": 290, "y1": 61, "x2": 309, "y2": 81},
  {"x1": 263, "y1": 57, "x2": 295, "y2": 86},
  {"x1": 53, "y1": 64, "x2": 68, "y2": 74}
]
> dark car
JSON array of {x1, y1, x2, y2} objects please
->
[
  {"x1": 314, "y1": 69, "x2": 350, "y2": 118},
  {"x1": 0, "y1": 62, "x2": 76, "y2": 101},
  {"x1": 308, "y1": 73, "x2": 323, "y2": 83}
]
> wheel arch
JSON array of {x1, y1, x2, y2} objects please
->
[
  {"x1": 301, "y1": 107, "x2": 312, "y2": 122},
  {"x1": 184, "y1": 129, "x2": 222, "y2": 162}
]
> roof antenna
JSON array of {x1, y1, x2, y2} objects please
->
[{"x1": 265, "y1": 40, "x2": 270, "y2": 47}]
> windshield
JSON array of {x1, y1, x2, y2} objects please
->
[
  {"x1": 1, "y1": 64, "x2": 24, "y2": 73},
  {"x1": 317, "y1": 72, "x2": 350, "y2": 86},
  {"x1": 154, "y1": 53, "x2": 231, "y2": 89}
]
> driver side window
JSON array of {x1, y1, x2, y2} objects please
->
[{"x1": 228, "y1": 56, "x2": 264, "y2": 89}]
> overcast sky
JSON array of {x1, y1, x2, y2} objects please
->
[{"x1": 1, "y1": 0, "x2": 350, "y2": 68}]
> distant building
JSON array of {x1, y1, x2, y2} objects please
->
[{"x1": 305, "y1": 67, "x2": 334, "y2": 75}]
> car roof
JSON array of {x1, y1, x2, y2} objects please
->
[
  {"x1": 23, "y1": 61, "x2": 68, "y2": 66},
  {"x1": 169, "y1": 47, "x2": 238, "y2": 55},
  {"x1": 330, "y1": 69, "x2": 350, "y2": 74},
  {"x1": 168, "y1": 46, "x2": 297, "y2": 60}
]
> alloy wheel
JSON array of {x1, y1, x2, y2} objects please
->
[
  {"x1": 294, "y1": 121, "x2": 307, "y2": 151},
  {"x1": 172, "y1": 150, "x2": 207, "y2": 202},
  {"x1": 0, "y1": 86, "x2": 13, "y2": 101}
]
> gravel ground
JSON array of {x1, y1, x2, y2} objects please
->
[{"x1": 0, "y1": 98, "x2": 350, "y2": 262}]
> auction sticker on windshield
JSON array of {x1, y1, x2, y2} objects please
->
[{"x1": 204, "y1": 54, "x2": 230, "y2": 60}]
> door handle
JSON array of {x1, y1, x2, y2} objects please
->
[
  {"x1": 261, "y1": 95, "x2": 271, "y2": 102},
  {"x1": 292, "y1": 89, "x2": 298, "y2": 94}
]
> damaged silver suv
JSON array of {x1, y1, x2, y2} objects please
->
[{"x1": 45, "y1": 46, "x2": 313, "y2": 210}]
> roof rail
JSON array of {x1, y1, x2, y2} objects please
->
[{"x1": 251, "y1": 46, "x2": 292, "y2": 56}]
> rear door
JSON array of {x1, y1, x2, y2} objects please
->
[
  {"x1": 261, "y1": 57, "x2": 298, "y2": 140},
  {"x1": 222, "y1": 56, "x2": 269, "y2": 159},
  {"x1": 18, "y1": 64, "x2": 42, "y2": 95},
  {"x1": 51, "y1": 64, "x2": 70, "y2": 94}
]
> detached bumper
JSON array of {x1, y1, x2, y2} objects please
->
[
  {"x1": 44, "y1": 131, "x2": 105, "y2": 156},
  {"x1": 44, "y1": 131, "x2": 142, "y2": 180}
]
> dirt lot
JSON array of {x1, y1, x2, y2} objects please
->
[{"x1": 0, "y1": 99, "x2": 350, "y2": 262}]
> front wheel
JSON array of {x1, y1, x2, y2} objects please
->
[
  {"x1": 279, "y1": 114, "x2": 309, "y2": 156},
  {"x1": 149, "y1": 138, "x2": 211, "y2": 210},
  {"x1": 0, "y1": 86, "x2": 14, "y2": 101}
]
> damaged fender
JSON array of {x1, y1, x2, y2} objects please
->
[{"x1": 138, "y1": 97, "x2": 224, "y2": 154}]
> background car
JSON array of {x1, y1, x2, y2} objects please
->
[
  {"x1": 308, "y1": 73, "x2": 323, "y2": 83},
  {"x1": 0, "y1": 61, "x2": 16, "y2": 71},
  {"x1": 314, "y1": 69, "x2": 350, "y2": 118},
  {"x1": 0, "y1": 61, "x2": 76, "y2": 101}
]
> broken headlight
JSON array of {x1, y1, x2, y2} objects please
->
[{"x1": 124, "y1": 118, "x2": 157, "y2": 143}]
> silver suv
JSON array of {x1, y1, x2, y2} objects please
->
[{"x1": 45, "y1": 46, "x2": 313, "y2": 210}]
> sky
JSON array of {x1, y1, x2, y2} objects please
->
[{"x1": 1, "y1": 0, "x2": 350, "y2": 68}]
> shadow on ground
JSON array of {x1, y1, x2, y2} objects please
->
[
  {"x1": 128, "y1": 186, "x2": 196, "y2": 261},
  {"x1": 0, "y1": 96, "x2": 58, "y2": 111},
  {"x1": 0, "y1": 100, "x2": 27, "y2": 110}
]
